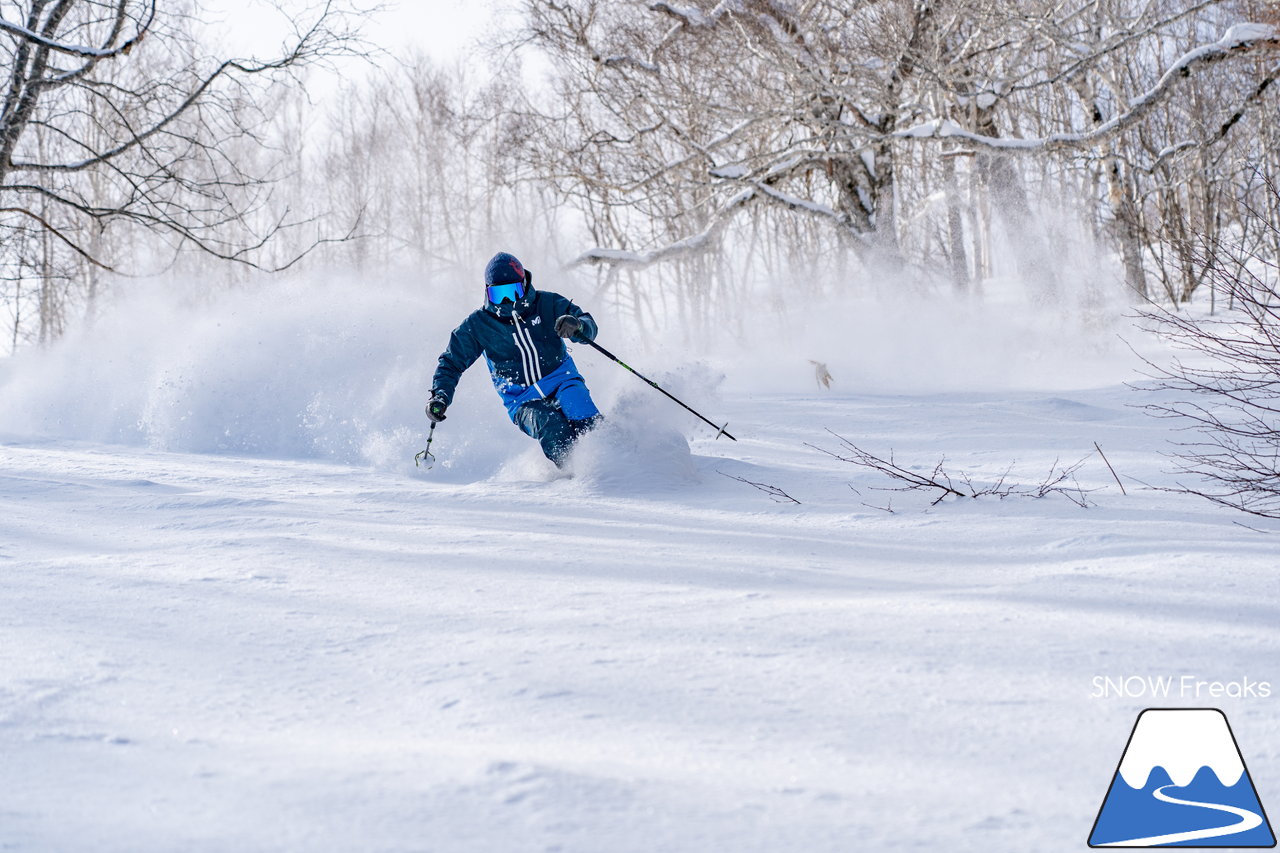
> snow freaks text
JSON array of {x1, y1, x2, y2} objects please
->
[{"x1": 1091, "y1": 676, "x2": 1272, "y2": 700}]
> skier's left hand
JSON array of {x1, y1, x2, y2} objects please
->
[
  {"x1": 426, "y1": 394, "x2": 448, "y2": 423},
  {"x1": 555, "y1": 314, "x2": 582, "y2": 338}
]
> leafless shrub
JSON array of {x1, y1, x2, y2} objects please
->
[
  {"x1": 810, "y1": 430, "x2": 1096, "y2": 509},
  {"x1": 1139, "y1": 182, "x2": 1280, "y2": 517}
]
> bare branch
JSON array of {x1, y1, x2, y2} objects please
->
[
  {"x1": 1137, "y1": 180, "x2": 1280, "y2": 518},
  {"x1": 809, "y1": 431, "x2": 1096, "y2": 509},
  {"x1": 0, "y1": 205, "x2": 113, "y2": 269},
  {"x1": 0, "y1": 1, "x2": 152, "y2": 60},
  {"x1": 896, "y1": 23, "x2": 1280, "y2": 154},
  {"x1": 718, "y1": 470, "x2": 801, "y2": 504}
]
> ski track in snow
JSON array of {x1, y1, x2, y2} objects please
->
[{"x1": 3, "y1": 388, "x2": 1280, "y2": 852}]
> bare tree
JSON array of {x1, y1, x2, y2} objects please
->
[
  {"x1": 523, "y1": 0, "x2": 951, "y2": 270},
  {"x1": 517, "y1": 0, "x2": 1279, "y2": 312},
  {"x1": 0, "y1": 0, "x2": 364, "y2": 343},
  {"x1": 1140, "y1": 186, "x2": 1280, "y2": 517},
  {"x1": 305, "y1": 53, "x2": 566, "y2": 281}
]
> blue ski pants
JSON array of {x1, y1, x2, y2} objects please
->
[{"x1": 513, "y1": 378, "x2": 601, "y2": 466}]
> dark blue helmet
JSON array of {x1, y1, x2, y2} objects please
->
[
  {"x1": 483, "y1": 252, "x2": 535, "y2": 317},
  {"x1": 485, "y1": 252, "x2": 526, "y2": 286}
]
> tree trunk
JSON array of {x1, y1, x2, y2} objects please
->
[
  {"x1": 1107, "y1": 157, "x2": 1148, "y2": 302},
  {"x1": 943, "y1": 151, "x2": 970, "y2": 291},
  {"x1": 974, "y1": 108, "x2": 1059, "y2": 302}
]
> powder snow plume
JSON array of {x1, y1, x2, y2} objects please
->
[
  {"x1": 0, "y1": 252, "x2": 1149, "y2": 477},
  {"x1": 0, "y1": 275, "x2": 500, "y2": 472}
]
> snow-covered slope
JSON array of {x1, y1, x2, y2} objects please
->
[
  {"x1": 3, "y1": 282, "x2": 1278, "y2": 851},
  {"x1": 5, "y1": 383, "x2": 1280, "y2": 852}
]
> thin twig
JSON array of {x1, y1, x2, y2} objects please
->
[
  {"x1": 811, "y1": 432, "x2": 1095, "y2": 509},
  {"x1": 1232, "y1": 520, "x2": 1277, "y2": 535},
  {"x1": 1093, "y1": 442, "x2": 1127, "y2": 495},
  {"x1": 718, "y1": 470, "x2": 801, "y2": 504}
]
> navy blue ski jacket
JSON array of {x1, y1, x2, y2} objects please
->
[{"x1": 431, "y1": 287, "x2": 598, "y2": 419}]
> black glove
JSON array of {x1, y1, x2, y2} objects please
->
[
  {"x1": 426, "y1": 393, "x2": 448, "y2": 423},
  {"x1": 554, "y1": 314, "x2": 582, "y2": 339}
]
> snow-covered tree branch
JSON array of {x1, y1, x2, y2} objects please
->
[
  {"x1": 519, "y1": 0, "x2": 1280, "y2": 307},
  {"x1": 895, "y1": 23, "x2": 1280, "y2": 154}
]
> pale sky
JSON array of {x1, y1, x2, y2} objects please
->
[
  {"x1": 361, "y1": 0, "x2": 504, "y2": 60},
  {"x1": 204, "y1": 0, "x2": 505, "y2": 65}
]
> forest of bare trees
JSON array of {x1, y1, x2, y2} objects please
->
[
  {"x1": 3, "y1": 0, "x2": 1279, "y2": 350},
  {"x1": 0, "y1": 0, "x2": 361, "y2": 348},
  {"x1": 518, "y1": 0, "x2": 1280, "y2": 317}
]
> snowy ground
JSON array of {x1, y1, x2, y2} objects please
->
[
  {"x1": 3, "y1": 278, "x2": 1279, "y2": 850},
  {"x1": 5, "y1": 372, "x2": 1279, "y2": 851}
]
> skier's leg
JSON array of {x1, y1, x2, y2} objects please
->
[
  {"x1": 555, "y1": 379, "x2": 603, "y2": 440},
  {"x1": 513, "y1": 400, "x2": 576, "y2": 466},
  {"x1": 567, "y1": 414, "x2": 602, "y2": 444},
  {"x1": 555, "y1": 378, "x2": 600, "y2": 421}
]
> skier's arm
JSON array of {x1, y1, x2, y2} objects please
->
[
  {"x1": 551, "y1": 295, "x2": 597, "y2": 343},
  {"x1": 431, "y1": 320, "x2": 484, "y2": 404}
]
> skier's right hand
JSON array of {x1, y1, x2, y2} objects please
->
[
  {"x1": 554, "y1": 314, "x2": 582, "y2": 339},
  {"x1": 426, "y1": 393, "x2": 448, "y2": 423}
]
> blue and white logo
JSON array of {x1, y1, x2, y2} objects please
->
[{"x1": 1089, "y1": 708, "x2": 1275, "y2": 847}]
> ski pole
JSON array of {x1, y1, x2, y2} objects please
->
[
  {"x1": 583, "y1": 339, "x2": 736, "y2": 441},
  {"x1": 414, "y1": 421, "x2": 438, "y2": 468}
]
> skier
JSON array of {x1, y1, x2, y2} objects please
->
[{"x1": 426, "y1": 252, "x2": 603, "y2": 467}]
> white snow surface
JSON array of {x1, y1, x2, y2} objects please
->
[{"x1": 3, "y1": 279, "x2": 1279, "y2": 851}]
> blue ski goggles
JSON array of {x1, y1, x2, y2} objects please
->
[{"x1": 486, "y1": 281, "x2": 525, "y2": 305}]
